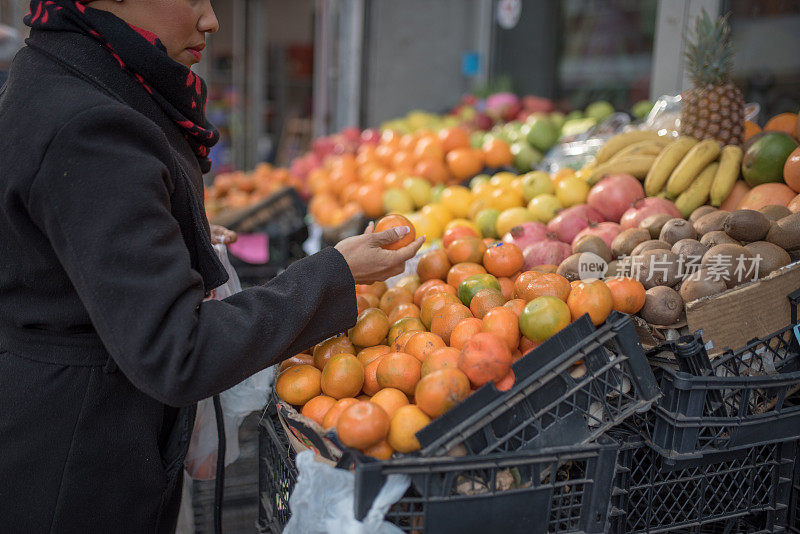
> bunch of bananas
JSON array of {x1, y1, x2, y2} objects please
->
[{"x1": 587, "y1": 130, "x2": 742, "y2": 217}]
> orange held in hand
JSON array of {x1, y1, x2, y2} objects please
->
[
  {"x1": 374, "y1": 214, "x2": 416, "y2": 250},
  {"x1": 337, "y1": 401, "x2": 390, "y2": 450}
]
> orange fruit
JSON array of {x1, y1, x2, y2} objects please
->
[
  {"x1": 497, "y1": 277, "x2": 516, "y2": 300},
  {"x1": 321, "y1": 353, "x2": 365, "y2": 400},
  {"x1": 438, "y1": 126, "x2": 471, "y2": 153},
  {"x1": 421, "y1": 347, "x2": 461, "y2": 376},
  {"x1": 276, "y1": 364, "x2": 322, "y2": 405},
  {"x1": 567, "y1": 279, "x2": 613, "y2": 326},
  {"x1": 482, "y1": 138, "x2": 513, "y2": 168},
  {"x1": 357, "y1": 394, "x2": 372, "y2": 401},
  {"x1": 387, "y1": 317, "x2": 426, "y2": 347},
  {"x1": 481, "y1": 306, "x2": 520, "y2": 351},
  {"x1": 362, "y1": 356, "x2": 385, "y2": 396},
  {"x1": 376, "y1": 352, "x2": 423, "y2": 396},
  {"x1": 515, "y1": 271, "x2": 571, "y2": 302},
  {"x1": 415, "y1": 368, "x2": 471, "y2": 418},
  {"x1": 388, "y1": 405, "x2": 431, "y2": 453},
  {"x1": 483, "y1": 243, "x2": 524, "y2": 277},
  {"x1": 301, "y1": 395, "x2": 337, "y2": 426},
  {"x1": 357, "y1": 182, "x2": 385, "y2": 218},
  {"x1": 420, "y1": 291, "x2": 461, "y2": 329},
  {"x1": 279, "y1": 353, "x2": 314, "y2": 373},
  {"x1": 446, "y1": 262, "x2": 487, "y2": 288},
  {"x1": 370, "y1": 387, "x2": 409, "y2": 419},
  {"x1": 379, "y1": 287, "x2": 414, "y2": 315},
  {"x1": 392, "y1": 331, "x2": 418, "y2": 352},
  {"x1": 357, "y1": 345, "x2": 391, "y2": 367},
  {"x1": 737, "y1": 182, "x2": 796, "y2": 210},
  {"x1": 374, "y1": 214, "x2": 416, "y2": 250},
  {"x1": 458, "y1": 332, "x2": 512, "y2": 387},
  {"x1": 503, "y1": 298, "x2": 527, "y2": 317},
  {"x1": 357, "y1": 281, "x2": 388, "y2": 299},
  {"x1": 362, "y1": 440, "x2": 394, "y2": 460},
  {"x1": 322, "y1": 398, "x2": 359, "y2": 430},
  {"x1": 414, "y1": 158, "x2": 450, "y2": 184},
  {"x1": 356, "y1": 294, "x2": 376, "y2": 314},
  {"x1": 417, "y1": 249, "x2": 452, "y2": 282},
  {"x1": 605, "y1": 277, "x2": 646, "y2": 315},
  {"x1": 744, "y1": 120, "x2": 761, "y2": 143},
  {"x1": 337, "y1": 401, "x2": 390, "y2": 450},
  {"x1": 519, "y1": 336, "x2": 541, "y2": 355},
  {"x1": 470, "y1": 288, "x2": 507, "y2": 319},
  {"x1": 494, "y1": 369, "x2": 515, "y2": 392},
  {"x1": 764, "y1": 112, "x2": 798, "y2": 136},
  {"x1": 446, "y1": 236, "x2": 487, "y2": 264},
  {"x1": 394, "y1": 275, "x2": 421, "y2": 295},
  {"x1": 446, "y1": 147, "x2": 484, "y2": 180},
  {"x1": 449, "y1": 317, "x2": 483, "y2": 350},
  {"x1": 784, "y1": 146, "x2": 800, "y2": 193},
  {"x1": 404, "y1": 332, "x2": 447, "y2": 362},
  {"x1": 313, "y1": 335, "x2": 355, "y2": 370},
  {"x1": 388, "y1": 302, "x2": 421, "y2": 324},
  {"x1": 413, "y1": 279, "x2": 449, "y2": 307},
  {"x1": 430, "y1": 302, "x2": 473, "y2": 345},
  {"x1": 349, "y1": 308, "x2": 390, "y2": 347},
  {"x1": 442, "y1": 226, "x2": 480, "y2": 249}
]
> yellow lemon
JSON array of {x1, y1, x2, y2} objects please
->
[
  {"x1": 440, "y1": 186, "x2": 474, "y2": 218},
  {"x1": 496, "y1": 207, "x2": 537, "y2": 237},
  {"x1": 555, "y1": 176, "x2": 590, "y2": 208}
]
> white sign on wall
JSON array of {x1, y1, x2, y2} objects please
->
[{"x1": 496, "y1": 0, "x2": 522, "y2": 30}]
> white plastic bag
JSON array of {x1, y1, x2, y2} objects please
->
[
  {"x1": 284, "y1": 451, "x2": 410, "y2": 534},
  {"x1": 184, "y1": 244, "x2": 275, "y2": 479}
]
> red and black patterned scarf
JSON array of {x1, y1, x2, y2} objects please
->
[{"x1": 25, "y1": 0, "x2": 219, "y2": 172}]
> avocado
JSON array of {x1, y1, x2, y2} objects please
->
[{"x1": 741, "y1": 132, "x2": 799, "y2": 187}]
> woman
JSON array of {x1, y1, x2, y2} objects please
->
[{"x1": 0, "y1": 0, "x2": 423, "y2": 531}]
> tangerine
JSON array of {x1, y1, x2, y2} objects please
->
[
  {"x1": 481, "y1": 306, "x2": 520, "y2": 350},
  {"x1": 374, "y1": 214, "x2": 416, "y2": 250},
  {"x1": 446, "y1": 147, "x2": 484, "y2": 180},
  {"x1": 279, "y1": 353, "x2": 314, "y2": 373},
  {"x1": 321, "y1": 353, "x2": 365, "y2": 399},
  {"x1": 404, "y1": 332, "x2": 447, "y2": 362},
  {"x1": 370, "y1": 387, "x2": 409, "y2": 419},
  {"x1": 515, "y1": 271, "x2": 571, "y2": 302},
  {"x1": 387, "y1": 317, "x2": 426, "y2": 347},
  {"x1": 420, "y1": 291, "x2": 461, "y2": 328},
  {"x1": 469, "y1": 288, "x2": 507, "y2": 319},
  {"x1": 388, "y1": 405, "x2": 431, "y2": 453},
  {"x1": 349, "y1": 308, "x2": 390, "y2": 347},
  {"x1": 415, "y1": 368, "x2": 471, "y2": 418},
  {"x1": 438, "y1": 126, "x2": 471, "y2": 153},
  {"x1": 321, "y1": 398, "x2": 359, "y2": 430},
  {"x1": 764, "y1": 112, "x2": 798, "y2": 136},
  {"x1": 275, "y1": 364, "x2": 322, "y2": 405},
  {"x1": 604, "y1": 277, "x2": 646, "y2": 314},
  {"x1": 388, "y1": 302, "x2": 421, "y2": 324},
  {"x1": 413, "y1": 279, "x2": 449, "y2": 307},
  {"x1": 430, "y1": 302, "x2": 473, "y2": 345},
  {"x1": 301, "y1": 395, "x2": 337, "y2": 426},
  {"x1": 483, "y1": 243, "x2": 524, "y2": 277},
  {"x1": 482, "y1": 138, "x2": 513, "y2": 168},
  {"x1": 494, "y1": 369, "x2": 515, "y2": 392},
  {"x1": 376, "y1": 352, "x2": 422, "y2": 396},
  {"x1": 421, "y1": 347, "x2": 461, "y2": 376},
  {"x1": 391, "y1": 331, "x2": 418, "y2": 352},
  {"x1": 449, "y1": 317, "x2": 483, "y2": 350},
  {"x1": 446, "y1": 262, "x2": 487, "y2": 288},
  {"x1": 362, "y1": 356, "x2": 385, "y2": 396},
  {"x1": 567, "y1": 279, "x2": 613, "y2": 325},
  {"x1": 362, "y1": 440, "x2": 394, "y2": 460},
  {"x1": 497, "y1": 277, "x2": 516, "y2": 300},
  {"x1": 442, "y1": 226, "x2": 480, "y2": 249},
  {"x1": 503, "y1": 298, "x2": 527, "y2": 317},
  {"x1": 337, "y1": 401, "x2": 390, "y2": 450},
  {"x1": 379, "y1": 287, "x2": 414, "y2": 315},
  {"x1": 458, "y1": 332, "x2": 512, "y2": 387},
  {"x1": 519, "y1": 296, "x2": 572, "y2": 342},
  {"x1": 357, "y1": 345, "x2": 391, "y2": 367},
  {"x1": 446, "y1": 236, "x2": 487, "y2": 264},
  {"x1": 313, "y1": 335, "x2": 355, "y2": 370}
]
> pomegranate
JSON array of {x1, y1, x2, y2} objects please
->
[
  {"x1": 546, "y1": 204, "x2": 606, "y2": 244},
  {"x1": 572, "y1": 222, "x2": 622, "y2": 249},
  {"x1": 522, "y1": 237, "x2": 572, "y2": 270},
  {"x1": 587, "y1": 174, "x2": 645, "y2": 222},
  {"x1": 619, "y1": 198, "x2": 682, "y2": 230},
  {"x1": 502, "y1": 222, "x2": 548, "y2": 251}
]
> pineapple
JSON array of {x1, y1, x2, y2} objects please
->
[{"x1": 679, "y1": 9, "x2": 745, "y2": 146}]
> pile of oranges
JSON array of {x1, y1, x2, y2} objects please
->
[
  {"x1": 204, "y1": 163, "x2": 308, "y2": 217},
  {"x1": 307, "y1": 127, "x2": 515, "y2": 228},
  {"x1": 275, "y1": 215, "x2": 648, "y2": 460}
]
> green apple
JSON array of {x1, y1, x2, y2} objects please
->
[
  {"x1": 560, "y1": 118, "x2": 597, "y2": 139},
  {"x1": 632, "y1": 100, "x2": 654, "y2": 120},
  {"x1": 521, "y1": 171, "x2": 555, "y2": 203},
  {"x1": 565, "y1": 110, "x2": 584, "y2": 122},
  {"x1": 475, "y1": 208, "x2": 501, "y2": 239},
  {"x1": 528, "y1": 194, "x2": 563, "y2": 223},
  {"x1": 470, "y1": 131, "x2": 487, "y2": 149},
  {"x1": 549, "y1": 111, "x2": 566, "y2": 130},
  {"x1": 585, "y1": 101, "x2": 615, "y2": 122},
  {"x1": 511, "y1": 142, "x2": 543, "y2": 172},
  {"x1": 522, "y1": 117, "x2": 560, "y2": 152}
]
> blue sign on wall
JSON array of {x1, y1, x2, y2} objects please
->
[{"x1": 462, "y1": 52, "x2": 481, "y2": 77}]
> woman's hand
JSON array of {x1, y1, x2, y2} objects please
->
[
  {"x1": 210, "y1": 224, "x2": 238, "y2": 245},
  {"x1": 335, "y1": 222, "x2": 425, "y2": 284}
]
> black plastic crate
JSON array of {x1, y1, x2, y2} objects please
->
[
  {"x1": 258, "y1": 406, "x2": 620, "y2": 534},
  {"x1": 415, "y1": 312, "x2": 661, "y2": 456},
  {"x1": 790, "y1": 440, "x2": 800, "y2": 533},
  {"x1": 609, "y1": 433, "x2": 795, "y2": 534},
  {"x1": 637, "y1": 324, "x2": 800, "y2": 462}
]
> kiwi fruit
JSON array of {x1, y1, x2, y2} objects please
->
[
  {"x1": 766, "y1": 213, "x2": 800, "y2": 251},
  {"x1": 723, "y1": 210, "x2": 771, "y2": 242},
  {"x1": 612, "y1": 228, "x2": 650, "y2": 259},
  {"x1": 631, "y1": 240, "x2": 672, "y2": 256},
  {"x1": 679, "y1": 268, "x2": 728, "y2": 304},
  {"x1": 689, "y1": 205, "x2": 718, "y2": 224},
  {"x1": 759, "y1": 205, "x2": 792, "y2": 221},
  {"x1": 557, "y1": 254, "x2": 583, "y2": 282},
  {"x1": 700, "y1": 231, "x2": 740, "y2": 248},
  {"x1": 701, "y1": 244, "x2": 755, "y2": 288},
  {"x1": 693, "y1": 210, "x2": 729, "y2": 236},
  {"x1": 639, "y1": 286, "x2": 683, "y2": 325},
  {"x1": 634, "y1": 250, "x2": 682, "y2": 289},
  {"x1": 744, "y1": 241, "x2": 791, "y2": 277},
  {"x1": 573, "y1": 234, "x2": 612, "y2": 263},
  {"x1": 660, "y1": 218, "x2": 697, "y2": 245},
  {"x1": 672, "y1": 239, "x2": 708, "y2": 261},
  {"x1": 639, "y1": 213, "x2": 674, "y2": 239}
]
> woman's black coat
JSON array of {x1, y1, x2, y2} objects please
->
[{"x1": 0, "y1": 29, "x2": 356, "y2": 532}]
